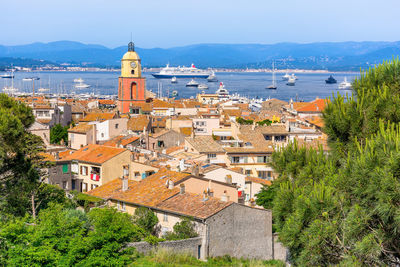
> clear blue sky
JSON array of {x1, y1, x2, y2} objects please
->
[{"x1": 2, "y1": 0, "x2": 400, "y2": 48}]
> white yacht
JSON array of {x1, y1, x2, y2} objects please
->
[
  {"x1": 74, "y1": 78, "x2": 84, "y2": 83},
  {"x1": 216, "y1": 82, "x2": 229, "y2": 98},
  {"x1": 286, "y1": 74, "x2": 296, "y2": 86},
  {"x1": 198, "y1": 83, "x2": 209, "y2": 90},
  {"x1": 171, "y1": 76, "x2": 177, "y2": 83},
  {"x1": 282, "y1": 72, "x2": 290, "y2": 81},
  {"x1": 153, "y1": 64, "x2": 211, "y2": 78},
  {"x1": 186, "y1": 79, "x2": 199, "y2": 87},
  {"x1": 75, "y1": 83, "x2": 91, "y2": 89},
  {"x1": 339, "y1": 77, "x2": 352, "y2": 90},
  {"x1": 207, "y1": 71, "x2": 218, "y2": 82}
]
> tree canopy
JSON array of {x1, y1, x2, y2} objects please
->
[{"x1": 257, "y1": 59, "x2": 400, "y2": 265}]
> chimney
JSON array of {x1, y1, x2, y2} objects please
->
[
  {"x1": 180, "y1": 183, "x2": 185, "y2": 194},
  {"x1": 192, "y1": 164, "x2": 199, "y2": 176},
  {"x1": 251, "y1": 121, "x2": 256, "y2": 130},
  {"x1": 55, "y1": 152, "x2": 59, "y2": 160},
  {"x1": 221, "y1": 190, "x2": 229, "y2": 202},
  {"x1": 123, "y1": 165, "x2": 129, "y2": 179},
  {"x1": 225, "y1": 175, "x2": 232, "y2": 184},
  {"x1": 122, "y1": 177, "x2": 128, "y2": 192},
  {"x1": 203, "y1": 189, "x2": 209, "y2": 201},
  {"x1": 168, "y1": 179, "x2": 174, "y2": 189}
]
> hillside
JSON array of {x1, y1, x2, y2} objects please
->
[{"x1": 0, "y1": 41, "x2": 399, "y2": 70}]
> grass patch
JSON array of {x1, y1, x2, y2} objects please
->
[{"x1": 131, "y1": 248, "x2": 285, "y2": 267}]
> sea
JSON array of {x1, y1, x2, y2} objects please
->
[{"x1": 3, "y1": 71, "x2": 359, "y2": 102}]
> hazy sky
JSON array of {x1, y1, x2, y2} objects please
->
[{"x1": 2, "y1": 0, "x2": 400, "y2": 48}]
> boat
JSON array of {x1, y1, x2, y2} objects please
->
[
  {"x1": 74, "y1": 78, "x2": 84, "y2": 83},
  {"x1": 338, "y1": 77, "x2": 352, "y2": 90},
  {"x1": 198, "y1": 84, "x2": 209, "y2": 90},
  {"x1": 152, "y1": 64, "x2": 211, "y2": 78},
  {"x1": 207, "y1": 71, "x2": 218, "y2": 82},
  {"x1": 171, "y1": 76, "x2": 177, "y2": 83},
  {"x1": 216, "y1": 82, "x2": 229, "y2": 98},
  {"x1": 75, "y1": 83, "x2": 91, "y2": 89},
  {"x1": 186, "y1": 79, "x2": 199, "y2": 87},
  {"x1": 325, "y1": 75, "x2": 337, "y2": 84},
  {"x1": 286, "y1": 74, "x2": 296, "y2": 86},
  {"x1": 266, "y1": 62, "x2": 277, "y2": 89},
  {"x1": 22, "y1": 77, "x2": 40, "y2": 81},
  {"x1": 38, "y1": 88, "x2": 50, "y2": 94},
  {"x1": 171, "y1": 90, "x2": 178, "y2": 97},
  {"x1": 282, "y1": 72, "x2": 290, "y2": 81}
]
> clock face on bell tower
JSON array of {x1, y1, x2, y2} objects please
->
[{"x1": 117, "y1": 41, "x2": 146, "y2": 114}]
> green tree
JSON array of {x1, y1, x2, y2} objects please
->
[
  {"x1": 133, "y1": 207, "x2": 159, "y2": 235},
  {"x1": 164, "y1": 217, "x2": 198, "y2": 240},
  {"x1": 0, "y1": 205, "x2": 145, "y2": 266},
  {"x1": 0, "y1": 94, "x2": 49, "y2": 218},
  {"x1": 270, "y1": 59, "x2": 400, "y2": 265},
  {"x1": 50, "y1": 123, "x2": 69, "y2": 144}
]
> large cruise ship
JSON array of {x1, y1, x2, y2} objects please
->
[{"x1": 152, "y1": 64, "x2": 211, "y2": 78}]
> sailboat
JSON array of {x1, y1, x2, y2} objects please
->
[{"x1": 266, "y1": 62, "x2": 277, "y2": 90}]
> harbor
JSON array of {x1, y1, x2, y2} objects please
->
[{"x1": 1, "y1": 69, "x2": 358, "y2": 102}]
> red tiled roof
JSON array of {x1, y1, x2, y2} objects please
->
[
  {"x1": 296, "y1": 98, "x2": 329, "y2": 113},
  {"x1": 62, "y1": 144, "x2": 127, "y2": 164}
]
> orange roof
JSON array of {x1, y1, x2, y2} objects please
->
[
  {"x1": 59, "y1": 149, "x2": 74, "y2": 160},
  {"x1": 80, "y1": 112, "x2": 116, "y2": 122},
  {"x1": 296, "y1": 98, "x2": 329, "y2": 113},
  {"x1": 152, "y1": 99, "x2": 174, "y2": 108},
  {"x1": 68, "y1": 122, "x2": 94, "y2": 134},
  {"x1": 156, "y1": 192, "x2": 233, "y2": 219},
  {"x1": 180, "y1": 127, "x2": 192, "y2": 136},
  {"x1": 87, "y1": 169, "x2": 189, "y2": 206},
  {"x1": 306, "y1": 116, "x2": 324, "y2": 128},
  {"x1": 127, "y1": 115, "x2": 150, "y2": 132},
  {"x1": 87, "y1": 169, "x2": 233, "y2": 219},
  {"x1": 165, "y1": 145, "x2": 184, "y2": 155},
  {"x1": 62, "y1": 144, "x2": 127, "y2": 164},
  {"x1": 99, "y1": 99, "x2": 116, "y2": 105},
  {"x1": 130, "y1": 102, "x2": 153, "y2": 112},
  {"x1": 40, "y1": 152, "x2": 56, "y2": 162},
  {"x1": 245, "y1": 176, "x2": 272, "y2": 186},
  {"x1": 103, "y1": 135, "x2": 139, "y2": 147}
]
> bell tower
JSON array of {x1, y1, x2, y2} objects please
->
[{"x1": 117, "y1": 41, "x2": 146, "y2": 113}]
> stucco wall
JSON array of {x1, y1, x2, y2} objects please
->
[
  {"x1": 203, "y1": 168, "x2": 246, "y2": 189},
  {"x1": 206, "y1": 203, "x2": 273, "y2": 260},
  {"x1": 182, "y1": 177, "x2": 238, "y2": 202}
]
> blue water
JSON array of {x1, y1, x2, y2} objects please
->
[{"x1": 3, "y1": 71, "x2": 359, "y2": 102}]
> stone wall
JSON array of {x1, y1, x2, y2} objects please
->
[
  {"x1": 273, "y1": 234, "x2": 289, "y2": 262},
  {"x1": 127, "y1": 237, "x2": 203, "y2": 259},
  {"x1": 206, "y1": 203, "x2": 273, "y2": 260}
]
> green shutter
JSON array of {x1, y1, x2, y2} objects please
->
[{"x1": 62, "y1": 164, "x2": 68, "y2": 173}]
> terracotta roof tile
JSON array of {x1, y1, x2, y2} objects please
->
[
  {"x1": 103, "y1": 135, "x2": 139, "y2": 147},
  {"x1": 245, "y1": 176, "x2": 272, "y2": 186},
  {"x1": 62, "y1": 144, "x2": 127, "y2": 164},
  {"x1": 155, "y1": 192, "x2": 233, "y2": 219},
  {"x1": 186, "y1": 136, "x2": 225, "y2": 153},
  {"x1": 127, "y1": 115, "x2": 150, "y2": 132},
  {"x1": 80, "y1": 112, "x2": 117, "y2": 122},
  {"x1": 87, "y1": 169, "x2": 190, "y2": 206},
  {"x1": 68, "y1": 122, "x2": 94, "y2": 134},
  {"x1": 296, "y1": 98, "x2": 329, "y2": 113}
]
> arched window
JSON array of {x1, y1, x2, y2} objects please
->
[{"x1": 130, "y1": 82, "x2": 137, "y2": 99}]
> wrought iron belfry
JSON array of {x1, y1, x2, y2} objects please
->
[{"x1": 128, "y1": 41, "x2": 135, "y2": 52}]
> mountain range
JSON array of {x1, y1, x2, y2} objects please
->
[{"x1": 0, "y1": 40, "x2": 400, "y2": 70}]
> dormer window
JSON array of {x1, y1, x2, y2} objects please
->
[{"x1": 245, "y1": 142, "x2": 252, "y2": 147}]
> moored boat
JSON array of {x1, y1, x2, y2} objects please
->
[
  {"x1": 186, "y1": 79, "x2": 199, "y2": 87},
  {"x1": 338, "y1": 77, "x2": 352, "y2": 90},
  {"x1": 325, "y1": 75, "x2": 337, "y2": 84}
]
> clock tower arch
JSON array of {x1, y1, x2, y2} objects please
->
[{"x1": 117, "y1": 42, "x2": 146, "y2": 113}]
